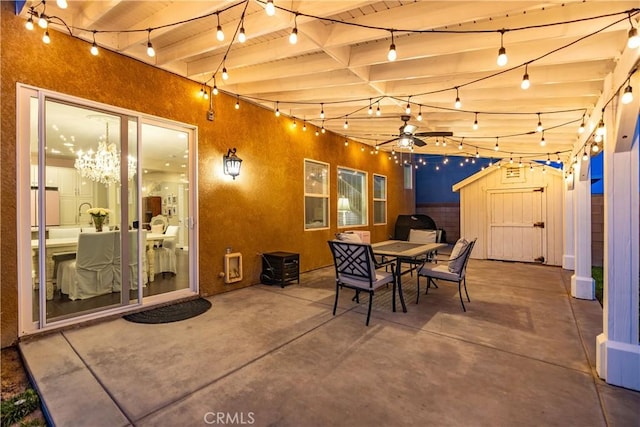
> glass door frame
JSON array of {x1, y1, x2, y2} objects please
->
[{"x1": 16, "y1": 84, "x2": 199, "y2": 336}]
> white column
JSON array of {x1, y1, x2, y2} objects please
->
[
  {"x1": 570, "y1": 161, "x2": 595, "y2": 299},
  {"x1": 562, "y1": 178, "x2": 575, "y2": 270},
  {"x1": 596, "y1": 98, "x2": 640, "y2": 391}
]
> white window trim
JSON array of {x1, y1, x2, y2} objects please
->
[
  {"x1": 373, "y1": 173, "x2": 387, "y2": 225},
  {"x1": 304, "y1": 159, "x2": 330, "y2": 231},
  {"x1": 337, "y1": 166, "x2": 368, "y2": 228}
]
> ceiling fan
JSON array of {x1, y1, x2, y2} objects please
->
[{"x1": 380, "y1": 115, "x2": 453, "y2": 148}]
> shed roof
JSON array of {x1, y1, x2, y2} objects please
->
[{"x1": 452, "y1": 162, "x2": 563, "y2": 192}]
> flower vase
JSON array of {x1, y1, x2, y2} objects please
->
[{"x1": 93, "y1": 215, "x2": 105, "y2": 232}]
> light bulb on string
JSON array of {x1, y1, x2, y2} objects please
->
[
  {"x1": 519, "y1": 158, "x2": 523, "y2": 168},
  {"x1": 222, "y1": 66, "x2": 229, "y2": 80},
  {"x1": 303, "y1": 120, "x2": 307, "y2": 131},
  {"x1": 275, "y1": 101, "x2": 280, "y2": 117},
  {"x1": 582, "y1": 149, "x2": 589, "y2": 161},
  {"x1": 627, "y1": 14, "x2": 640, "y2": 49},
  {"x1": 592, "y1": 142, "x2": 600, "y2": 153},
  {"x1": 536, "y1": 113, "x2": 543, "y2": 132},
  {"x1": 203, "y1": 85, "x2": 209, "y2": 100},
  {"x1": 38, "y1": 14, "x2": 48, "y2": 29},
  {"x1": 235, "y1": 96, "x2": 240, "y2": 110},
  {"x1": 90, "y1": 31, "x2": 99, "y2": 56},
  {"x1": 212, "y1": 77, "x2": 219, "y2": 95},
  {"x1": 458, "y1": 141, "x2": 463, "y2": 150},
  {"x1": 376, "y1": 102, "x2": 381, "y2": 116},
  {"x1": 216, "y1": 13, "x2": 224, "y2": 41},
  {"x1": 320, "y1": 103, "x2": 325, "y2": 119},
  {"x1": 473, "y1": 112, "x2": 479, "y2": 130},
  {"x1": 405, "y1": 98, "x2": 411, "y2": 114},
  {"x1": 146, "y1": 30, "x2": 155, "y2": 57},
  {"x1": 521, "y1": 64, "x2": 530, "y2": 90},
  {"x1": 321, "y1": 121, "x2": 326, "y2": 134},
  {"x1": 596, "y1": 115, "x2": 605, "y2": 136},
  {"x1": 343, "y1": 117, "x2": 349, "y2": 129},
  {"x1": 289, "y1": 14, "x2": 298, "y2": 44},
  {"x1": 368, "y1": 99, "x2": 373, "y2": 115},
  {"x1": 475, "y1": 148, "x2": 480, "y2": 158},
  {"x1": 417, "y1": 106, "x2": 423, "y2": 121},
  {"x1": 540, "y1": 131, "x2": 546, "y2": 146},
  {"x1": 496, "y1": 30, "x2": 508, "y2": 66},
  {"x1": 238, "y1": 23, "x2": 246, "y2": 43},
  {"x1": 454, "y1": 87, "x2": 462, "y2": 109},
  {"x1": 387, "y1": 31, "x2": 397, "y2": 62},
  {"x1": 292, "y1": 117, "x2": 297, "y2": 128},
  {"x1": 265, "y1": 0, "x2": 275, "y2": 16},
  {"x1": 578, "y1": 116, "x2": 585, "y2": 134},
  {"x1": 494, "y1": 138, "x2": 499, "y2": 151},
  {"x1": 546, "y1": 154, "x2": 551, "y2": 165},
  {"x1": 621, "y1": 81, "x2": 633, "y2": 104},
  {"x1": 509, "y1": 155, "x2": 514, "y2": 164},
  {"x1": 25, "y1": 11, "x2": 34, "y2": 30},
  {"x1": 595, "y1": 134, "x2": 603, "y2": 143},
  {"x1": 56, "y1": 0, "x2": 68, "y2": 8},
  {"x1": 42, "y1": 29, "x2": 51, "y2": 44}
]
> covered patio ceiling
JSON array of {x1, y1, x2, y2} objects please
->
[{"x1": 19, "y1": 1, "x2": 640, "y2": 162}]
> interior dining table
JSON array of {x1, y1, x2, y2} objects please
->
[
  {"x1": 31, "y1": 231, "x2": 174, "y2": 300},
  {"x1": 371, "y1": 240, "x2": 448, "y2": 313}
]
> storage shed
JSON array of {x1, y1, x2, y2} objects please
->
[{"x1": 453, "y1": 164, "x2": 564, "y2": 266}]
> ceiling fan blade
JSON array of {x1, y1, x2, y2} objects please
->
[
  {"x1": 412, "y1": 136, "x2": 427, "y2": 147},
  {"x1": 379, "y1": 137, "x2": 399, "y2": 146},
  {"x1": 414, "y1": 131, "x2": 453, "y2": 137}
]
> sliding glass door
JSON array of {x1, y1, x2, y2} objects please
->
[{"x1": 18, "y1": 86, "x2": 197, "y2": 334}]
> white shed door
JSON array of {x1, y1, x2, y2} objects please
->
[{"x1": 487, "y1": 188, "x2": 545, "y2": 263}]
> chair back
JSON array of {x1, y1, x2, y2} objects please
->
[
  {"x1": 163, "y1": 225, "x2": 180, "y2": 250},
  {"x1": 150, "y1": 215, "x2": 168, "y2": 233},
  {"x1": 48, "y1": 227, "x2": 81, "y2": 239},
  {"x1": 76, "y1": 232, "x2": 116, "y2": 270},
  {"x1": 327, "y1": 240, "x2": 377, "y2": 286},
  {"x1": 458, "y1": 238, "x2": 477, "y2": 278},
  {"x1": 408, "y1": 228, "x2": 438, "y2": 244}
]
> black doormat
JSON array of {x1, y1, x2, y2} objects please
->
[{"x1": 123, "y1": 298, "x2": 212, "y2": 324}]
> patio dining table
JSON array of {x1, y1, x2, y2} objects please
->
[{"x1": 371, "y1": 240, "x2": 448, "y2": 313}]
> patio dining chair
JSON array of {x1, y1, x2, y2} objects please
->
[
  {"x1": 327, "y1": 240, "x2": 397, "y2": 326},
  {"x1": 416, "y1": 238, "x2": 477, "y2": 311}
]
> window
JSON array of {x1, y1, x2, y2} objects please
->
[
  {"x1": 304, "y1": 159, "x2": 329, "y2": 230},
  {"x1": 373, "y1": 174, "x2": 387, "y2": 225},
  {"x1": 337, "y1": 167, "x2": 367, "y2": 227}
]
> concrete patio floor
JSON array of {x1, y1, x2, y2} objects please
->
[{"x1": 20, "y1": 257, "x2": 640, "y2": 426}]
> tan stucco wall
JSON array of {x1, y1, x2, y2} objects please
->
[{"x1": 0, "y1": 4, "x2": 414, "y2": 347}]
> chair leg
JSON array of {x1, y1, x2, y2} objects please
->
[
  {"x1": 333, "y1": 283, "x2": 340, "y2": 316},
  {"x1": 366, "y1": 291, "x2": 373, "y2": 326},
  {"x1": 416, "y1": 275, "x2": 420, "y2": 304},
  {"x1": 458, "y1": 280, "x2": 466, "y2": 312},
  {"x1": 352, "y1": 289, "x2": 360, "y2": 303},
  {"x1": 463, "y1": 277, "x2": 470, "y2": 302}
]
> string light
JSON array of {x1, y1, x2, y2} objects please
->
[
  {"x1": 90, "y1": 31, "x2": 99, "y2": 56},
  {"x1": 265, "y1": 0, "x2": 275, "y2": 16},
  {"x1": 222, "y1": 65, "x2": 229, "y2": 80},
  {"x1": 25, "y1": 12, "x2": 34, "y2": 31},
  {"x1": 344, "y1": 138, "x2": 348, "y2": 146},
  {"x1": 621, "y1": 80, "x2": 634, "y2": 104},
  {"x1": 368, "y1": 99, "x2": 373, "y2": 115},
  {"x1": 509, "y1": 154, "x2": 514, "y2": 164},
  {"x1": 320, "y1": 103, "x2": 325, "y2": 119},
  {"x1": 56, "y1": 0, "x2": 68, "y2": 8},
  {"x1": 292, "y1": 117, "x2": 297, "y2": 128},
  {"x1": 289, "y1": 14, "x2": 298, "y2": 44},
  {"x1": 546, "y1": 154, "x2": 551, "y2": 165},
  {"x1": 42, "y1": 29, "x2": 50, "y2": 44},
  {"x1": 578, "y1": 116, "x2": 585, "y2": 134},
  {"x1": 475, "y1": 148, "x2": 480, "y2": 158},
  {"x1": 417, "y1": 106, "x2": 423, "y2": 121},
  {"x1": 596, "y1": 111, "x2": 606, "y2": 136},
  {"x1": 146, "y1": 29, "x2": 155, "y2": 57},
  {"x1": 473, "y1": 112, "x2": 479, "y2": 130},
  {"x1": 458, "y1": 141, "x2": 463, "y2": 150},
  {"x1": 536, "y1": 113, "x2": 543, "y2": 132},
  {"x1": 521, "y1": 64, "x2": 530, "y2": 90},
  {"x1": 275, "y1": 101, "x2": 280, "y2": 117},
  {"x1": 627, "y1": 13, "x2": 640, "y2": 49},
  {"x1": 302, "y1": 120, "x2": 307, "y2": 131},
  {"x1": 497, "y1": 30, "x2": 508, "y2": 66},
  {"x1": 540, "y1": 131, "x2": 546, "y2": 146},
  {"x1": 405, "y1": 98, "x2": 411, "y2": 114},
  {"x1": 235, "y1": 96, "x2": 240, "y2": 109},
  {"x1": 519, "y1": 158, "x2": 523, "y2": 167},
  {"x1": 376, "y1": 102, "x2": 381, "y2": 116},
  {"x1": 591, "y1": 142, "x2": 600, "y2": 153},
  {"x1": 238, "y1": 18, "x2": 246, "y2": 43},
  {"x1": 203, "y1": 85, "x2": 209, "y2": 100},
  {"x1": 454, "y1": 87, "x2": 461, "y2": 109},
  {"x1": 212, "y1": 77, "x2": 219, "y2": 95},
  {"x1": 343, "y1": 117, "x2": 349, "y2": 129},
  {"x1": 38, "y1": 12, "x2": 48, "y2": 29},
  {"x1": 494, "y1": 137, "x2": 499, "y2": 151},
  {"x1": 216, "y1": 13, "x2": 225, "y2": 41},
  {"x1": 387, "y1": 31, "x2": 397, "y2": 62},
  {"x1": 321, "y1": 121, "x2": 326, "y2": 133}
]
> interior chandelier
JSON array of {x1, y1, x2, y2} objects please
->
[{"x1": 74, "y1": 122, "x2": 136, "y2": 185}]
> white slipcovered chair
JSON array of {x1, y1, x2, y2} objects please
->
[
  {"x1": 150, "y1": 214, "x2": 168, "y2": 234},
  {"x1": 113, "y1": 230, "x2": 148, "y2": 293},
  {"x1": 56, "y1": 232, "x2": 116, "y2": 300},
  {"x1": 154, "y1": 225, "x2": 179, "y2": 275}
]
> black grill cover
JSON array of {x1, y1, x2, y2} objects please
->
[{"x1": 393, "y1": 214, "x2": 437, "y2": 241}]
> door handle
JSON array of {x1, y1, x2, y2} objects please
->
[{"x1": 533, "y1": 222, "x2": 545, "y2": 228}]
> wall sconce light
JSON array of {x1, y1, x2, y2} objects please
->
[{"x1": 223, "y1": 148, "x2": 242, "y2": 179}]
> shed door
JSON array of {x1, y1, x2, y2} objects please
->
[{"x1": 487, "y1": 188, "x2": 545, "y2": 263}]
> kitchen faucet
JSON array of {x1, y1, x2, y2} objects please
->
[{"x1": 78, "y1": 202, "x2": 93, "y2": 224}]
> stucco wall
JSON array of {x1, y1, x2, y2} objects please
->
[{"x1": 0, "y1": 4, "x2": 414, "y2": 347}]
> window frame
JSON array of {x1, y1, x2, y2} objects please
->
[
  {"x1": 304, "y1": 159, "x2": 330, "y2": 231},
  {"x1": 373, "y1": 173, "x2": 387, "y2": 225},
  {"x1": 337, "y1": 166, "x2": 368, "y2": 228}
]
